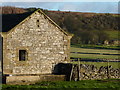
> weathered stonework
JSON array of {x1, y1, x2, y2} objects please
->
[
  {"x1": 57, "y1": 63, "x2": 120, "y2": 80},
  {"x1": 6, "y1": 75, "x2": 66, "y2": 85},
  {"x1": 1, "y1": 10, "x2": 72, "y2": 75}
]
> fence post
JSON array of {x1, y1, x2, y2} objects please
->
[
  {"x1": 107, "y1": 59, "x2": 110, "y2": 79},
  {"x1": 78, "y1": 58, "x2": 80, "y2": 81},
  {"x1": 70, "y1": 64, "x2": 74, "y2": 81}
]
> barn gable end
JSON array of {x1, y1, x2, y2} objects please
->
[{"x1": 1, "y1": 9, "x2": 72, "y2": 75}]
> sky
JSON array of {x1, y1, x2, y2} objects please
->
[
  {"x1": 1, "y1": 0, "x2": 120, "y2": 2},
  {"x1": 1, "y1": 1, "x2": 120, "y2": 13}
]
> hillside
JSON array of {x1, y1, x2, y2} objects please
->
[
  {"x1": 27, "y1": 8, "x2": 120, "y2": 45},
  {"x1": 1, "y1": 7, "x2": 119, "y2": 45},
  {"x1": 0, "y1": 6, "x2": 27, "y2": 14},
  {"x1": 44, "y1": 10, "x2": 119, "y2": 31}
]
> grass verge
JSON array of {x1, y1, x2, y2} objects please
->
[{"x1": 2, "y1": 79, "x2": 120, "y2": 89}]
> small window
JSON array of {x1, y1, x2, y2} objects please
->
[{"x1": 19, "y1": 50, "x2": 27, "y2": 61}]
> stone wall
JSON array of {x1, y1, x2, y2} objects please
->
[
  {"x1": 5, "y1": 74, "x2": 66, "y2": 85},
  {"x1": 3, "y1": 63, "x2": 120, "y2": 85},
  {"x1": 57, "y1": 63, "x2": 120, "y2": 80},
  {"x1": 2, "y1": 10, "x2": 71, "y2": 75}
]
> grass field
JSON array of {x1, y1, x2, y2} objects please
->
[
  {"x1": 70, "y1": 46, "x2": 120, "y2": 68},
  {"x1": 105, "y1": 30, "x2": 119, "y2": 40},
  {"x1": 70, "y1": 47, "x2": 119, "y2": 59},
  {"x1": 2, "y1": 79, "x2": 120, "y2": 89},
  {"x1": 70, "y1": 53, "x2": 119, "y2": 59},
  {"x1": 71, "y1": 44, "x2": 120, "y2": 50}
]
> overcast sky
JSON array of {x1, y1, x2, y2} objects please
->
[{"x1": 1, "y1": 1, "x2": 119, "y2": 13}]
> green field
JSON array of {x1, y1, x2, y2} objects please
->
[
  {"x1": 71, "y1": 44, "x2": 120, "y2": 50},
  {"x1": 105, "y1": 30, "x2": 119, "y2": 40},
  {"x1": 2, "y1": 79, "x2": 120, "y2": 89},
  {"x1": 70, "y1": 53, "x2": 119, "y2": 59},
  {"x1": 70, "y1": 47, "x2": 119, "y2": 59},
  {"x1": 70, "y1": 46, "x2": 120, "y2": 68}
]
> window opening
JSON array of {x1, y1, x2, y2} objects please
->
[{"x1": 19, "y1": 50, "x2": 27, "y2": 61}]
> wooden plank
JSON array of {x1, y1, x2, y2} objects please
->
[{"x1": 70, "y1": 64, "x2": 74, "y2": 81}]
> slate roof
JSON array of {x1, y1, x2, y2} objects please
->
[{"x1": 2, "y1": 11, "x2": 34, "y2": 32}]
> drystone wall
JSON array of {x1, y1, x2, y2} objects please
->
[
  {"x1": 56, "y1": 63, "x2": 120, "y2": 80},
  {"x1": 3, "y1": 11, "x2": 70, "y2": 75}
]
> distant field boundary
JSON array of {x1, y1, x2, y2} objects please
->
[
  {"x1": 70, "y1": 57, "x2": 120, "y2": 62},
  {"x1": 71, "y1": 52, "x2": 120, "y2": 56},
  {"x1": 71, "y1": 44, "x2": 120, "y2": 50}
]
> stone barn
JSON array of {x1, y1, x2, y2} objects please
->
[{"x1": 0, "y1": 9, "x2": 72, "y2": 83}]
